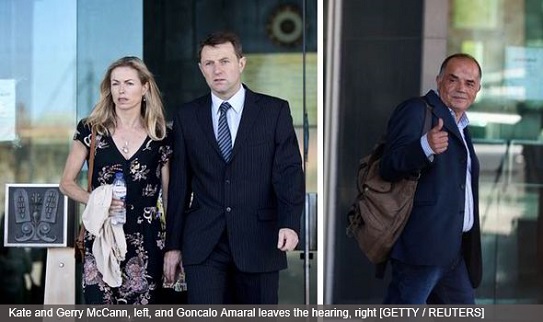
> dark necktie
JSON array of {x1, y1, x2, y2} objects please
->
[{"x1": 217, "y1": 102, "x2": 232, "y2": 162}]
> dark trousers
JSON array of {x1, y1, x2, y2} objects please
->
[
  {"x1": 383, "y1": 253, "x2": 475, "y2": 304},
  {"x1": 184, "y1": 232, "x2": 279, "y2": 304}
]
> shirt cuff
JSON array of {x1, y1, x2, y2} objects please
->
[{"x1": 421, "y1": 133, "x2": 435, "y2": 162}]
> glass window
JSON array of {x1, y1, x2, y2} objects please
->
[
  {"x1": 448, "y1": 0, "x2": 543, "y2": 303},
  {"x1": 0, "y1": 0, "x2": 142, "y2": 304},
  {"x1": 76, "y1": 0, "x2": 143, "y2": 119},
  {"x1": 0, "y1": 0, "x2": 77, "y2": 213}
]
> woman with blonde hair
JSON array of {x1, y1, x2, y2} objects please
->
[{"x1": 60, "y1": 56, "x2": 172, "y2": 304}]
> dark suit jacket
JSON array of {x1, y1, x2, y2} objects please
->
[
  {"x1": 166, "y1": 85, "x2": 305, "y2": 273},
  {"x1": 379, "y1": 90, "x2": 482, "y2": 288}
]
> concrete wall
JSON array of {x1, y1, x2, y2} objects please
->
[{"x1": 327, "y1": 0, "x2": 425, "y2": 303}]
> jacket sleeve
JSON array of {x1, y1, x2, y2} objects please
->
[
  {"x1": 379, "y1": 99, "x2": 432, "y2": 182},
  {"x1": 272, "y1": 100, "x2": 305, "y2": 234},
  {"x1": 165, "y1": 110, "x2": 192, "y2": 251}
]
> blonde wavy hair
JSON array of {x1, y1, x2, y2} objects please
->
[{"x1": 85, "y1": 56, "x2": 166, "y2": 141}]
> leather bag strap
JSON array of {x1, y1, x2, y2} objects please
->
[
  {"x1": 421, "y1": 97, "x2": 433, "y2": 135},
  {"x1": 87, "y1": 127, "x2": 96, "y2": 192},
  {"x1": 77, "y1": 126, "x2": 96, "y2": 245}
]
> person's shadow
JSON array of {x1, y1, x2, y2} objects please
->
[{"x1": 157, "y1": 287, "x2": 187, "y2": 304}]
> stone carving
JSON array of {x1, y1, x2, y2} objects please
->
[{"x1": 5, "y1": 185, "x2": 67, "y2": 247}]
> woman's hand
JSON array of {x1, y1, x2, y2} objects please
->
[{"x1": 108, "y1": 197, "x2": 125, "y2": 216}]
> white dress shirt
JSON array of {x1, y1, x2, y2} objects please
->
[{"x1": 211, "y1": 86, "x2": 246, "y2": 146}]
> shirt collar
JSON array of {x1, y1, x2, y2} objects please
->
[
  {"x1": 457, "y1": 110, "x2": 470, "y2": 130},
  {"x1": 212, "y1": 86, "x2": 246, "y2": 115},
  {"x1": 445, "y1": 107, "x2": 470, "y2": 131}
]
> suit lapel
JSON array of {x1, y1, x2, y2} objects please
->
[
  {"x1": 195, "y1": 95, "x2": 223, "y2": 158},
  {"x1": 435, "y1": 106, "x2": 464, "y2": 142},
  {"x1": 232, "y1": 88, "x2": 262, "y2": 158}
]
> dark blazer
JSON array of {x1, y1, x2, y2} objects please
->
[
  {"x1": 166, "y1": 85, "x2": 305, "y2": 273},
  {"x1": 379, "y1": 90, "x2": 482, "y2": 288}
]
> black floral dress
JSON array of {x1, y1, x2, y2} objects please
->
[{"x1": 74, "y1": 120, "x2": 172, "y2": 304}]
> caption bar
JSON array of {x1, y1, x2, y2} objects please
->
[{"x1": 2, "y1": 305, "x2": 542, "y2": 322}]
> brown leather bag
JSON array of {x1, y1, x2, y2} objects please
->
[
  {"x1": 346, "y1": 99, "x2": 432, "y2": 264},
  {"x1": 75, "y1": 127, "x2": 96, "y2": 262}
]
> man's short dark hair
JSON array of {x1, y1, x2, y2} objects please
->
[
  {"x1": 439, "y1": 53, "x2": 482, "y2": 79},
  {"x1": 198, "y1": 31, "x2": 243, "y2": 62}
]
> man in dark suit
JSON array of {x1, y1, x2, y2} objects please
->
[
  {"x1": 379, "y1": 53, "x2": 482, "y2": 304},
  {"x1": 163, "y1": 31, "x2": 305, "y2": 304}
]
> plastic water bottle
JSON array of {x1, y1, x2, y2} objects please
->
[{"x1": 111, "y1": 172, "x2": 127, "y2": 225}]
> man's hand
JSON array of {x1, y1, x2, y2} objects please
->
[
  {"x1": 163, "y1": 250, "x2": 182, "y2": 284},
  {"x1": 427, "y1": 118, "x2": 448, "y2": 154},
  {"x1": 277, "y1": 228, "x2": 299, "y2": 251}
]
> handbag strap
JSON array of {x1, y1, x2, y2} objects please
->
[
  {"x1": 76, "y1": 126, "x2": 96, "y2": 248},
  {"x1": 87, "y1": 127, "x2": 96, "y2": 193}
]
